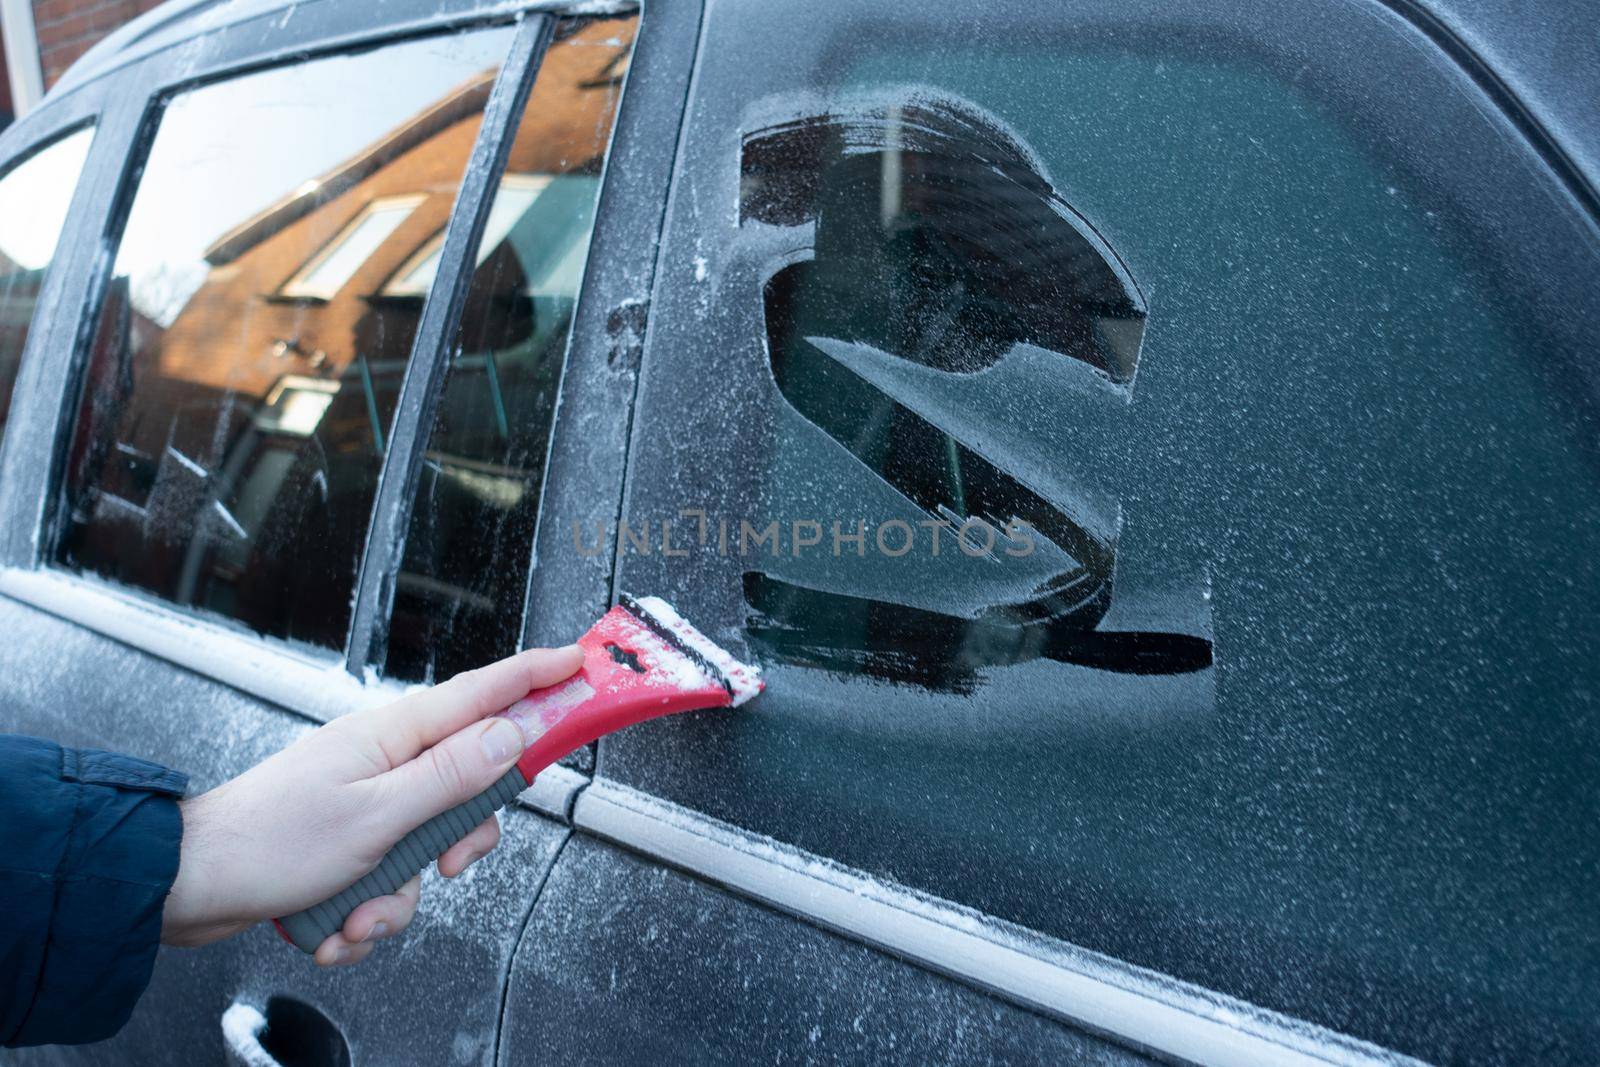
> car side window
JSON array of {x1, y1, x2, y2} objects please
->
[
  {"x1": 610, "y1": 1, "x2": 1600, "y2": 1062},
  {"x1": 54, "y1": 28, "x2": 517, "y2": 651},
  {"x1": 0, "y1": 126, "x2": 94, "y2": 447},
  {"x1": 385, "y1": 14, "x2": 638, "y2": 683}
]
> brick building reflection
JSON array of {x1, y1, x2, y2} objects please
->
[{"x1": 65, "y1": 19, "x2": 633, "y2": 647}]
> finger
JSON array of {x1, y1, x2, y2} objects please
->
[
  {"x1": 313, "y1": 931, "x2": 376, "y2": 968},
  {"x1": 340, "y1": 875, "x2": 422, "y2": 944},
  {"x1": 367, "y1": 713, "x2": 530, "y2": 837},
  {"x1": 347, "y1": 645, "x2": 583, "y2": 767},
  {"x1": 438, "y1": 815, "x2": 501, "y2": 878}
]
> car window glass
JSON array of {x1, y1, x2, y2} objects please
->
[
  {"x1": 385, "y1": 15, "x2": 638, "y2": 682},
  {"x1": 0, "y1": 125, "x2": 94, "y2": 447},
  {"x1": 609, "y1": 2, "x2": 1600, "y2": 1062},
  {"x1": 56, "y1": 28, "x2": 517, "y2": 651}
]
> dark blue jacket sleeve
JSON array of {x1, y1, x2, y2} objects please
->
[{"x1": 1, "y1": 735, "x2": 187, "y2": 1048}]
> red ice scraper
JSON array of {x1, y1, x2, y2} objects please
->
[{"x1": 275, "y1": 594, "x2": 763, "y2": 952}]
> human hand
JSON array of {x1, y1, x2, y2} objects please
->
[{"x1": 160, "y1": 644, "x2": 584, "y2": 965}]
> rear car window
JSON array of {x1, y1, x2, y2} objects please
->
[
  {"x1": 609, "y1": 1, "x2": 1600, "y2": 1061},
  {"x1": 0, "y1": 126, "x2": 94, "y2": 447},
  {"x1": 55, "y1": 28, "x2": 517, "y2": 650},
  {"x1": 385, "y1": 14, "x2": 638, "y2": 683}
]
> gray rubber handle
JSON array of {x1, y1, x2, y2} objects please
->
[{"x1": 276, "y1": 764, "x2": 528, "y2": 953}]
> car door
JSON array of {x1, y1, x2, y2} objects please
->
[
  {"x1": 503, "y1": 0, "x2": 1600, "y2": 1064},
  {"x1": 0, "y1": 1, "x2": 644, "y2": 1062}
]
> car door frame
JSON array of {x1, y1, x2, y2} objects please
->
[
  {"x1": 559, "y1": 0, "x2": 1599, "y2": 1065},
  {"x1": 0, "y1": 0, "x2": 691, "y2": 767}
]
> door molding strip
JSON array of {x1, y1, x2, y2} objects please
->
[
  {"x1": 0, "y1": 566, "x2": 403, "y2": 723},
  {"x1": 516, "y1": 762, "x2": 586, "y2": 822},
  {"x1": 570, "y1": 778, "x2": 1427, "y2": 1067}
]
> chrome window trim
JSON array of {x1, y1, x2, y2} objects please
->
[
  {"x1": 0, "y1": 565, "x2": 404, "y2": 723},
  {"x1": 570, "y1": 778, "x2": 1429, "y2": 1067}
]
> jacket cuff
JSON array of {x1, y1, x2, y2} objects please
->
[{"x1": 2, "y1": 738, "x2": 187, "y2": 1048}]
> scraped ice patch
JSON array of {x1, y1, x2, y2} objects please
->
[
  {"x1": 633, "y1": 596, "x2": 764, "y2": 705},
  {"x1": 625, "y1": 620, "x2": 720, "y2": 695}
]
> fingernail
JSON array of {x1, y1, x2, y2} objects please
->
[
  {"x1": 332, "y1": 947, "x2": 352, "y2": 964},
  {"x1": 363, "y1": 921, "x2": 388, "y2": 943},
  {"x1": 481, "y1": 717, "x2": 526, "y2": 763}
]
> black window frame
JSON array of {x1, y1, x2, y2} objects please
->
[{"x1": 0, "y1": 0, "x2": 680, "y2": 699}]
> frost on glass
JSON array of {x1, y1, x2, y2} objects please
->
[
  {"x1": 612, "y1": 7, "x2": 1600, "y2": 1057},
  {"x1": 0, "y1": 126, "x2": 94, "y2": 444},
  {"x1": 385, "y1": 15, "x2": 639, "y2": 683},
  {"x1": 744, "y1": 96, "x2": 1211, "y2": 690},
  {"x1": 55, "y1": 28, "x2": 516, "y2": 650}
]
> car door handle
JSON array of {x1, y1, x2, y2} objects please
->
[{"x1": 222, "y1": 997, "x2": 350, "y2": 1067}]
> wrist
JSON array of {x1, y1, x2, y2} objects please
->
[{"x1": 162, "y1": 789, "x2": 249, "y2": 947}]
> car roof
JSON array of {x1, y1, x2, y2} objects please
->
[
  {"x1": 51, "y1": 0, "x2": 288, "y2": 95},
  {"x1": 38, "y1": 0, "x2": 1599, "y2": 212},
  {"x1": 44, "y1": 0, "x2": 606, "y2": 100}
]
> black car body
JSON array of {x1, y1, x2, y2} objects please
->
[{"x1": 0, "y1": 0, "x2": 1596, "y2": 1063}]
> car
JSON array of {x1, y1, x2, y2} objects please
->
[{"x1": 0, "y1": 0, "x2": 1595, "y2": 1063}]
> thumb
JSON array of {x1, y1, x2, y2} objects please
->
[{"x1": 369, "y1": 715, "x2": 526, "y2": 840}]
